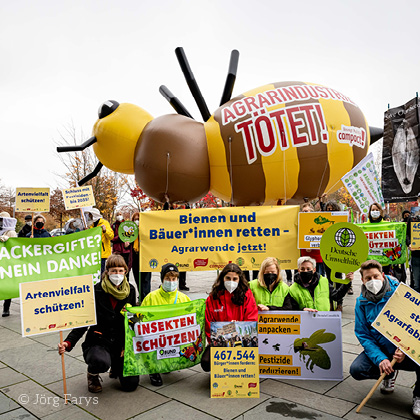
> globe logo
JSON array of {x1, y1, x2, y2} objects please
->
[{"x1": 334, "y1": 228, "x2": 356, "y2": 247}]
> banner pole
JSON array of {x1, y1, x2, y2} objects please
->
[
  {"x1": 59, "y1": 331, "x2": 68, "y2": 404},
  {"x1": 356, "y1": 358, "x2": 396, "y2": 413},
  {"x1": 31, "y1": 213, "x2": 34, "y2": 237},
  {"x1": 80, "y1": 208, "x2": 88, "y2": 229}
]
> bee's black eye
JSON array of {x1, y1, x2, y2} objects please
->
[{"x1": 98, "y1": 100, "x2": 119, "y2": 119}]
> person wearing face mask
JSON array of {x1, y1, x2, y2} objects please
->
[
  {"x1": 111, "y1": 211, "x2": 131, "y2": 268},
  {"x1": 57, "y1": 254, "x2": 138, "y2": 393},
  {"x1": 18, "y1": 214, "x2": 32, "y2": 237},
  {"x1": 249, "y1": 257, "x2": 299, "y2": 311},
  {"x1": 27, "y1": 215, "x2": 50, "y2": 238},
  {"x1": 350, "y1": 260, "x2": 420, "y2": 418},
  {"x1": 201, "y1": 263, "x2": 258, "y2": 372},
  {"x1": 129, "y1": 212, "x2": 151, "y2": 303},
  {"x1": 84, "y1": 208, "x2": 114, "y2": 275},
  {"x1": 289, "y1": 257, "x2": 352, "y2": 311},
  {"x1": 141, "y1": 263, "x2": 190, "y2": 386}
]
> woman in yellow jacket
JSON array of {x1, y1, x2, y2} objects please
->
[{"x1": 85, "y1": 208, "x2": 114, "y2": 275}]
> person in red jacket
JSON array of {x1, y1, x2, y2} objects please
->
[{"x1": 201, "y1": 263, "x2": 258, "y2": 371}]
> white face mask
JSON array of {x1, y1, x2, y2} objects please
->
[
  {"x1": 365, "y1": 279, "x2": 383, "y2": 294},
  {"x1": 116, "y1": 216, "x2": 123, "y2": 222},
  {"x1": 26, "y1": 221, "x2": 32, "y2": 226},
  {"x1": 162, "y1": 280, "x2": 178, "y2": 292},
  {"x1": 224, "y1": 280, "x2": 238, "y2": 294},
  {"x1": 371, "y1": 210, "x2": 381, "y2": 219},
  {"x1": 109, "y1": 274, "x2": 124, "y2": 286},
  {"x1": 134, "y1": 220, "x2": 139, "y2": 226}
]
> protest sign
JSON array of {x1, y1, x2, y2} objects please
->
[
  {"x1": 62, "y1": 186, "x2": 95, "y2": 210},
  {"x1": 210, "y1": 321, "x2": 258, "y2": 347},
  {"x1": 258, "y1": 311, "x2": 342, "y2": 380},
  {"x1": 118, "y1": 221, "x2": 138, "y2": 243},
  {"x1": 356, "y1": 222, "x2": 407, "y2": 266},
  {"x1": 320, "y1": 222, "x2": 369, "y2": 283},
  {"x1": 139, "y1": 206, "x2": 299, "y2": 272},
  {"x1": 16, "y1": 187, "x2": 50, "y2": 212},
  {"x1": 0, "y1": 228, "x2": 102, "y2": 300},
  {"x1": 123, "y1": 299, "x2": 205, "y2": 376},
  {"x1": 412, "y1": 221, "x2": 420, "y2": 251},
  {"x1": 298, "y1": 211, "x2": 349, "y2": 249},
  {"x1": 20, "y1": 274, "x2": 96, "y2": 337},
  {"x1": 341, "y1": 153, "x2": 384, "y2": 214},
  {"x1": 211, "y1": 347, "x2": 259, "y2": 398},
  {"x1": 373, "y1": 283, "x2": 420, "y2": 365}
]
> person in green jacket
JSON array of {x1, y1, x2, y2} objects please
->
[
  {"x1": 249, "y1": 257, "x2": 299, "y2": 311},
  {"x1": 141, "y1": 263, "x2": 190, "y2": 386},
  {"x1": 289, "y1": 256, "x2": 352, "y2": 312}
]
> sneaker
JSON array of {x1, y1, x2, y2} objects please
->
[
  {"x1": 2, "y1": 309, "x2": 10, "y2": 317},
  {"x1": 149, "y1": 373, "x2": 163, "y2": 386},
  {"x1": 380, "y1": 371, "x2": 397, "y2": 394},
  {"x1": 179, "y1": 285, "x2": 189, "y2": 291},
  {"x1": 348, "y1": 286, "x2": 354, "y2": 295},
  {"x1": 87, "y1": 372, "x2": 103, "y2": 393},
  {"x1": 413, "y1": 396, "x2": 420, "y2": 418},
  {"x1": 335, "y1": 304, "x2": 343, "y2": 312}
]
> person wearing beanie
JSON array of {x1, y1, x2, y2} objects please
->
[
  {"x1": 84, "y1": 208, "x2": 114, "y2": 275},
  {"x1": 141, "y1": 262, "x2": 191, "y2": 386},
  {"x1": 18, "y1": 214, "x2": 32, "y2": 237}
]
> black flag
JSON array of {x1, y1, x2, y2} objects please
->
[{"x1": 382, "y1": 97, "x2": 420, "y2": 202}]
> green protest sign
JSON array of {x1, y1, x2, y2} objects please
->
[
  {"x1": 320, "y1": 222, "x2": 369, "y2": 284},
  {"x1": 118, "y1": 221, "x2": 138, "y2": 243},
  {"x1": 356, "y1": 222, "x2": 407, "y2": 266},
  {"x1": 123, "y1": 299, "x2": 206, "y2": 376},
  {"x1": 0, "y1": 228, "x2": 102, "y2": 300}
]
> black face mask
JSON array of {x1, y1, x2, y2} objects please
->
[
  {"x1": 263, "y1": 273, "x2": 277, "y2": 287},
  {"x1": 35, "y1": 221, "x2": 44, "y2": 229},
  {"x1": 299, "y1": 271, "x2": 313, "y2": 286}
]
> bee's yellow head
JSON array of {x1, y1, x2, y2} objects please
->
[{"x1": 93, "y1": 101, "x2": 153, "y2": 174}]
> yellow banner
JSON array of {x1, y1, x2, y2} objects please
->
[
  {"x1": 373, "y1": 283, "x2": 420, "y2": 365},
  {"x1": 19, "y1": 274, "x2": 96, "y2": 337},
  {"x1": 139, "y1": 206, "x2": 299, "y2": 272},
  {"x1": 16, "y1": 187, "x2": 50, "y2": 212},
  {"x1": 298, "y1": 211, "x2": 349, "y2": 249},
  {"x1": 62, "y1": 185, "x2": 95, "y2": 210},
  {"x1": 211, "y1": 347, "x2": 259, "y2": 398},
  {"x1": 411, "y1": 222, "x2": 420, "y2": 251}
]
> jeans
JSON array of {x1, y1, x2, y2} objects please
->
[
  {"x1": 350, "y1": 350, "x2": 420, "y2": 397},
  {"x1": 412, "y1": 255, "x2": 420, "y2": 293},
  {"x1": 84, "y1": 345, "x2": 139, "y2": 392}
]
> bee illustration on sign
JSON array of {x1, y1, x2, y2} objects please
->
[
  {"x1": 117, "y1": 221, "x2": 139, "y2": 243},
  {"x1": 57, "y1": 48, "x2": 383, "y2": 206},
  {"x1": 293, "y1": 329, "x2": 336, "y2": 372},
  {"x1": 314, "y1": 216, "x2": 335, "y2": 226}
]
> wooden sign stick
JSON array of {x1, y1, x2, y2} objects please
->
[
  {"x1": 356, "y1": 358, "x2": 397, "y2": 413},
  {"x1": 59, "y1": 331, "x2": 68, "y2": 404}
]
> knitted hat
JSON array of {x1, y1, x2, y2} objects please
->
[{"x1": 160, "y1": 263, "x2": 179, "y2": 281}]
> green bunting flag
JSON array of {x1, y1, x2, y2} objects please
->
[{"x1": 123, "y1": 299, "x2": 206, "y2": 376}]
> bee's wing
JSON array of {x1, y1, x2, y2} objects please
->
[{"x1": 308, "y1": 329, "x2": 336, "y2": 345}]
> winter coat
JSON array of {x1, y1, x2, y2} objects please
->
[
  {"x1": 64, "y1": 281, "x2": 136, "y2": 356},
  {"x1": 90, "y1": 218, "x2": 114, "y2": 258},
  {"x1": 205, "y1": 289, "x2": 258, "y2": 342},
  {"x1": 27, "y1": 228, "x2": 50, "y2": 238},
  {"x1": 141, "y1": 287, "x2": 191, "y2": 306},
  {"x1": 354, "y1": 276, "x2": 399, "y2": 366},
  {"x1": 249, "y1": 279, "x2": 297, "y2": 310},
  {"x1": 289, "y1": 275, "x2": 330, "y2": 310},
  {"x1": 111, "y1": 220, "x2": 131, "y2": 255},
  {"x1": 18, "y1": 224, "x2": 31, "y2": 237}
]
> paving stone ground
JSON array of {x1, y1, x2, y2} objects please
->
[{"x1": 1, "y1": 270, "x2": 417, "y2": 419}]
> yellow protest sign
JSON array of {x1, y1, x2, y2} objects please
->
[
  {"x1": 62, "y1": 185, "x2": 95, "y2": 210},
  {"x1": 411, "y1": 222, "x2": 420, "y2": 251},
  {"x1": 16, "y1": 187, "x2": 50, "y2": 212},
  {"x1": 298, "y1": 211, "x2": 349, "y2": 249},
  {"x1": 373, "y1": 283, "x2": 420, "y2": 365},
  {"x1": 140, "y1": 206, "x2": 300, "y2": 272},
  {"x1": 19, "y1": 274, "x2": 96, "y2": 337},
  {"x1": 211, "y1": 347, "x2": 259, "y2": 398}
]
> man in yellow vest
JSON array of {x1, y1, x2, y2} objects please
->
[{"x1": 289, "y1": 256, "x2": 351, "y2": 311}]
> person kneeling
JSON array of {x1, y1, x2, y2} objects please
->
[
  {"x1": 141, "y1": 263, "x2": 191, "y2": 386},
  {"x1": 58, "y1": 254, "x2": 139, "y2": 393},
  {"x1": 350, "y1": 260, "x2": 420, "y2": 418}
]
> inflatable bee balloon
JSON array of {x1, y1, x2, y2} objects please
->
[{"x1": 58, "y1": 48, "x2": 383, "y2": 206}]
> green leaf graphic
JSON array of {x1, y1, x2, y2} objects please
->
[{"x1": 340, "y1": 229, "x2": 350, "y2": 247}]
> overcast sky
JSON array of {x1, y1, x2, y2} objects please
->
[{"x1": 1, "y1": 0, "x2": 418, "y2": 191}]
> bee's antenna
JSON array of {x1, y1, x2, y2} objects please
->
[
  {"x1": 56, "y1": 136, "x2": 97, "y2": 153},
  {"x1": 220, "y1": 50, "x2": 239, "y2": 106},
  {"x1": 175, "y1": 47, "x2": 211, "y2": 122},
  {"x1": 159, "y1": 85, "x2": 194, "y2": 119},
  {"x1": 77, "y1": 162, "x2": 103, "y2": 186}
]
